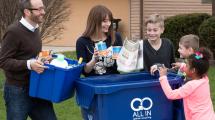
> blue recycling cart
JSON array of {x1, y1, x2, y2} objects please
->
[{"x1": 75, "y1": 72, "x2": 185, "y2": 120}]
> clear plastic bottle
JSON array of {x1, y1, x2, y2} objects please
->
[{"x1": 50, "y1": 54, "x2": 68, "y2": 68}]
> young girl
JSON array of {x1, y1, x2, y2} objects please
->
[
  {"x1": 76, "y1": 5, "x2": 122, "y2": 77},
  {"x1": 158, "y1": 47, "x2": 215, "y2": 120}
]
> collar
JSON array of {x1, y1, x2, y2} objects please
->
[{"x1": 19, "y1": 17, "x2": 39, "y2": 32}]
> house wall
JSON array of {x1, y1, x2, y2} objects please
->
[
  {"x1": 130, "y1": 0, "x2": 212, "y2": 39},
  {"x1": 45, "y1": 0, "x2": 212, "y2": 46},
  {"x1": 130, "y1": 0, "x2": 142, "y2": 39},
  {"x1": 45, "y1": 0, "x2": 130, "y2": 47}
]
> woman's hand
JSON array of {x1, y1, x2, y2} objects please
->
[
  {"x1": 91, "y1": 48, "x2": 99, "y2": 62},
  {"x1": 85, "y1": 48, "x2": 99, "y2": 73}
]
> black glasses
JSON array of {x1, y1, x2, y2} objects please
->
[{"x1": 27, "y1": 7, "x2": 45, "y2": 12}]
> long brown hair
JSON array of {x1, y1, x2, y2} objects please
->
[{"x1": 82, "y1": 5, "x2": 115, "y2": 44}]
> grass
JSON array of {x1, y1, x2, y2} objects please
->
[
  {"x1": 208, "y1": 67, "x2": 215, "y2": 103},
  {"x1": 0, "y1": 51, "x2": 215, "y2": 119},
  {"x1": 0, "y1": 91, "x2": 82, "y2": 120}
]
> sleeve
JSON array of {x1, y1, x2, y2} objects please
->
[
  {"x1": 159, "y1": 76, "x2": 197, "y2": 100},
  {"x1": 169, "y1": 39, "x2": 175, "y2": 65},
  {"x1": 114, "y1": 32, "x2": 123, "y2": 46},
  {"x1": 76, "y1": 37, "x2": 95, "y2": 76},
  {"x1": 0, "y1": 30, "x2": 27, "y2": 71},
  {"x1": 76, "y1": 37, "x2": 88, "y2": 63}
]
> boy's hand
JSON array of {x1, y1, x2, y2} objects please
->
[
  {"x1": 150, "y1": 63, "x2": 165, "y2": 75},
  {"x1": 150, "y1": 64, "x2": 158, "y2": 75},
  {"x1": 171, "y1": 62, "x2": 182, "y2": 69},
  {"x1": 158, "y1": 66, "x2": 167, "y2": 77}
]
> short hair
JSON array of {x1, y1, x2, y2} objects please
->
[
  {"x1": 145, "y1": 13, "x2": 164, "y2": 28},
  {"x1": 19, "y1": 0, "x2": 32, "y2": 16},
  {"x1": 179, "y1": 34, "x2": 199, "y2": 50}
]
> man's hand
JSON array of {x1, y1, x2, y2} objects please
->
[{"x1": 30, "y1": 60, "x2": 46, "y2": 74}]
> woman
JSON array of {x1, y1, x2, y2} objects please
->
[{"x1": 76, "y1": 5, "x2": 123, "y2": 77}]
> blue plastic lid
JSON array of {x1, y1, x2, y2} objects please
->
[{"x1": 75, "y1": 72, "x2": 183, "y2": 109}]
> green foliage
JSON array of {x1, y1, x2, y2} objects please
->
[
  {"x1": 199, "y1": 17, "x2": 215, "y2": 57},
  {"x1": 162, "y1": 13, "x2": 211, "y2": 57},
  {"x1": 63, "y1": 51, "x2": 77, "y2": 60}
]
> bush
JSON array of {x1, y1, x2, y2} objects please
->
[
  {"x1": 162, "y1": 13, "x2": 211, "y2": 57},
  {"x1": 199, "y1": 17, "x2": 215, "y2": 57}
]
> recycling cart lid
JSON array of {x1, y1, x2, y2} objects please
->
[{"x1": 75, "y1": 72, "x2": 183, "y2": 109}]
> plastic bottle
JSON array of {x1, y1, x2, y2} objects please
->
[{"x1": 50, "y1": 54, "x2": 68, "y2": 68}]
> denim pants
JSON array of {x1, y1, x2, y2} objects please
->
[{"x1": 3, "y1": 84, "x2": 57, "y2": 120}]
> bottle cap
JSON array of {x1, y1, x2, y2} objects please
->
[
  {"x1": 78, "y1": 57, "x2": 83, "y2": 64},
  {"x1": 56, "y1": 54, "x2": 65, "y2": 61}
]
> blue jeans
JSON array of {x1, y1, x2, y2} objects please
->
[{"x1": 3, "y1": 84, "x2": 57, "y2": 120}]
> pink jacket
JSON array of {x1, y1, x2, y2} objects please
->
[{"x1": 159, "y1": 76, "x2": 215, "y2": 120}]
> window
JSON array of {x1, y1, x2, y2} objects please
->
[{"x1": 202, "y1": 0, "x2": 212, "y2": 4}]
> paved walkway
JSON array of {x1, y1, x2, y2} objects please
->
[{"x1": 42, "y1": 45, "x2": 75, "y2": 52}]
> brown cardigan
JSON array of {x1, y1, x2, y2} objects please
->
[{"x1": 0, "y1": 21, "x2": 41, "y2": 86}]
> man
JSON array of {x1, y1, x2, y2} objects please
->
[{"x1": 0, "y1": 0, "x2": 57, "y2": 119}]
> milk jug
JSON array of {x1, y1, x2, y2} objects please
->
[{"x1": 50, "y1": 54, "x2": 68, "y2": 68}]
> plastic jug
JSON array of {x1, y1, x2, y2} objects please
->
[{"x1": 50, "y1": 54, "x2": 68, "y2": 68}]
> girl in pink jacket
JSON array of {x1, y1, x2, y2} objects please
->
[{"x1": 158, "y1": 47, "x2": 215, "y2": 120}]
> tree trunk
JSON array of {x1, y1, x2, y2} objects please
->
[{"x1": 213, "y1": 0, "x2": 215, "y2": 16}]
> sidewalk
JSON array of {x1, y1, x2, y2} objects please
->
[{"x1": 42, "y1": 46, "x2": 75, "y2": 52}]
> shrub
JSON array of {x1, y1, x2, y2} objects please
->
[
  {"x1": 199, "y1": 17, "x2": 215, "y2": 58},
  {"x1": 162, "y1": 13, "x2": 211, "y2": 57}
]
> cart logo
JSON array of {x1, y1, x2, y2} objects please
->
[{"x1": 130, "y1": 97, "x2": 153, "y2": 119}]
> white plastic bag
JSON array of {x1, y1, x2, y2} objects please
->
[
  {"x1": 136, "y1": 40, "x2": 144, "y2": 70},
  {"x1": 117, "y1": 39, "x2": 139, "y2": 72}
]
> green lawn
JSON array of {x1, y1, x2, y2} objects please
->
[
  {"x1": 0, "y1": 91, "x2": 82, "y2": 120},
  {"x1": 0, "y1": 51, "x2": 215, "y2": 120}
]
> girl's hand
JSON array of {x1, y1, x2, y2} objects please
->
[{"x1": 158, "y1": 66, "x2": 168, "y2": 77}]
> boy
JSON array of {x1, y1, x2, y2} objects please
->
[
  {"x1": 178, "y1": 34, "x2": 199, "y2": 58},
  {"x1": 172, "y1": 34, "x2": 199, "y2": 70},
  {"x1": 142, "y1": 14, "x2": 175, "y2": 74}
]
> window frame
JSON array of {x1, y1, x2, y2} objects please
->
[{"x1": 202, "y1": 0, "x2": 212, "y2": 4}]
